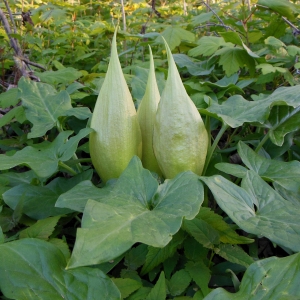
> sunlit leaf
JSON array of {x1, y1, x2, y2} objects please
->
[{"x1": 67, "y1": 157, "x2": 204, "y2": 268}]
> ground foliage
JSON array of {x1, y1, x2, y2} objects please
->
[{"x1": 1, "y1": 0, "x2": 300, "y2": 299}]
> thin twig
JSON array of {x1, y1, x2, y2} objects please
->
[
  {"x1": 201, "y1": 0, "x2": 227, "y2": 29},
  {"x1": 0, "y1": 7, "x2": 41, "y2": 81},
  {"x1": 151, "y1": 0, "x2": 161, "y2": 17},
  {"x1": 22, "y1": 57, "x2": 46, "y2": 70},
  {"x1": 3, "y1": 0, "x2": 17, "y2": 34},
  {"x1": 282, "y1": 17, "x2": 300, "y2": 35},
  {"x1": 0, "y1": 8, "x2": 21, "y2": 55},
  {"x1": 195, "y1": 22, "x2": 234, "y2": 31}
]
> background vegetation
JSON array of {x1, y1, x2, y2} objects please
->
[{"x1": 0, "y1": 0, "x2": 300, "y2": 299}]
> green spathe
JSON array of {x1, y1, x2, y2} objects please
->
[
  {"x1": 153, "y1": 38, "x2": 208, "y2": 178},
  {"x1": 89, "y1": 29, "x2": 142, "y2": 182},
  {"x1": 137, "y1": 46, "x2": 162, "y2": 175}
]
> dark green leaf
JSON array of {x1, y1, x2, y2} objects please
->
[
  {"x1": 257, "y1": 0, "x2": 298, "y2": 20},
  {"x1": 201, "y1": 171, "x2": 300, "y2": 252},
  {"x1": 4, "y1": 170, "x2": 92, "y2": 219},
  {"x1": 0, "y1": 239, "x2": 121, "y2": 300},
  {"x1": 19, "y1": 216, "x2": 61, "y2": 240},
  {"x1": 215, "y1": 244, "x2": 254, "y2": 268},
  {"x1": 127, "y1": 287, "x2": 151, "y2": 300},
  {"x1": 0, "y1": 88, "x2": 19, "y2": 108},
  {"x1": 264, "y1": 105, "x2": 300, "y2": 146},
  {"x1": 146, "y1": 271, "x2": 166, "y2": 300},
  {"x1": 112, "y1": 278, "x2": 142, "y2": 299},
  {"x1": 0, "y1": 129, "x2": 92, "y2": 178},
  {"x1": 204, "y1": 252, "x2": 300, "y2": 299},
  {"x1": 124, "y1": 244, "x2": 148, "y2": 270},
  {"x1": 141, "y1": 231, "x2": 185, "y2": 275},
  {"x1": 185, "y1": 261, "x2": 211, "y2": 296},
  {"x1": 198, "y1": 208, "x2": 254, "y2": 245},
  {"x1": 183, "y1": 218, "x2": 219, "y2": 249},
  {"x1": 168, "y1": 270, "x2": 191, "y2": 296}
]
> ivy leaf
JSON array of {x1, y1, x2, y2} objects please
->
[
  {"x1": 67, "y1": 157, "x2": 204, "y2": 268},
  {"x1": 18, "y1": 77, "x2": 91, "y2": 138},
  {"x1": 0, "y1": 128, "x2": 92, "y2": 178},
  {"x1": 204, "y1": 252, "x2": 300, "y2": 300},
  {"x1": 0, "y1": 239, "x2": 121, "y2": 300}
]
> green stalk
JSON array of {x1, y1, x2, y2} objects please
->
[
  {"x1": 254, "y1": 130, "x2": 271, "y2": 153},
  {"x1": 203, "y1": 186, "x2": 209, "y2": 207},
  {"x1": 58, "y1": 161, "x2": 78, "y2": 176},
  {"x1": 56, "y1": 120, "x2": 83, "y2": 173},
  {"x1": 202, "y1": 123, "x2": 229, "y2": 176}
]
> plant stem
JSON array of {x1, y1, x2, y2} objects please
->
[
  {"x1": 56, "y1": 121, "x2": 83, "y2": 173},
  {"x1": 59, "y1": 161, "x2": 78, "y2": 176},
  {"x1": 203, "y1": 186, "x2": 208, "y2": 207},
  {"x1": 254, "y1": 130, "x2": 270, "y2": 153},
  {"x1": 67, "y1": 158, "x2": 92, "y2": 165},
  {"x1": 203, "y1": 123, "x2": 229, "y2": 176},
  {"x1": 208, "y1": 249, "x2": 215, "y2": 268}
]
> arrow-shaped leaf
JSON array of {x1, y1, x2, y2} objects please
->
[
  {"x1": 67, "y1": 157, "x2": 204, "y2": 268},
  {"x1": 200, "y1": 171, "x2": 300, "y2": 252}
]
